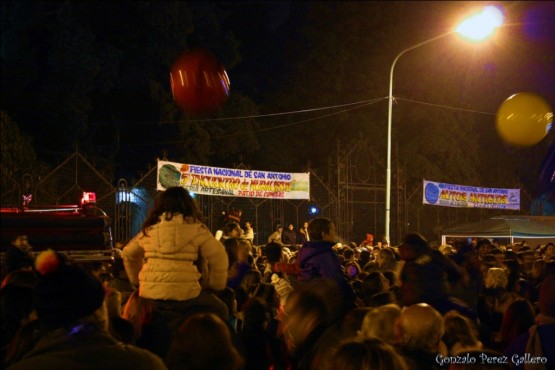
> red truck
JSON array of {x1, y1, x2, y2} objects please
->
[{"x1": 1, "y1": 197, "x2": 114, "y2": 277}]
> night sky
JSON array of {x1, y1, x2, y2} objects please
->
[{"x1": 1, "y1": 1, "x2": 554, "y2": 194}]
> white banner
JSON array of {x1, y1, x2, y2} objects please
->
[
  {"x1": 423, "y1": 179, "x2": 520, "y2": 210},
  {"x1": 157, "y1": 160, "x2": 310, "y2": 200}
]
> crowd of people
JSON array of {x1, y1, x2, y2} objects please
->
[{"x1": 1, "y1": 186, "x2": 554, "y2": 370}]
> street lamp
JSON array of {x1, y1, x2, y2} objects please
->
[{"x1": 384, "y1": 6, "x2": 504, "y2": 245}]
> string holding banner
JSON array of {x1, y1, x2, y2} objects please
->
[
  {"x1": 422, "y1": 179, "x2": 520, "y2": 210},
  {"x1": 157, "y1": 160, "x2": 310, "y2": 200}
]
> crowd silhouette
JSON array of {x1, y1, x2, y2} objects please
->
[{"x1": 1, "y1": 187, "x2": 554, "y2": 369}]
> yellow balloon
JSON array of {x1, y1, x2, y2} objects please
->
[{"x1": 496, "y1": 92, "x2": 553, "y2": 147}]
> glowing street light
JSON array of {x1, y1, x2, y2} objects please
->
[
  {"x1": 384, "y1": 6, "x2": 504, "y2": 245},
  {"x1": 456, "y1": 6, "x2": 504, "y2": 41}
]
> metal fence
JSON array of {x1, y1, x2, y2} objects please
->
[
  {"x1": 1, "y1": 150, "x2": 534, "y2": 246},
  {"x1": 112, "y1": 164, "x2": 337, "y2": 246}
]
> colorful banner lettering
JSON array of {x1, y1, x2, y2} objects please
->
[
  {"x1": 423, "y1": 179, "x2": 520, "y2": 210},
  {"x1": 157, "y1": 160, "x2": 310, "y2": 200}
]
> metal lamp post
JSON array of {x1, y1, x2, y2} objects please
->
[{"x1": 384, "y1": 6, "x2": 504, "y2": 245}]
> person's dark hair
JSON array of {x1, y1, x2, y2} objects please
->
[
  {"x1": 367, "y1": 291, "x2": 395, "y2": 308},
  {"x1": 325, "y1": 337, "x2": 408, "y2": 370},
  {"x1": 503, "y1": 259, "x2": 520, "y2": 284},
  {"x1": 363, "y1": 261, "x2": 379, "y2": 273},
  {"x1": 379, "y1": 247, "x2": 396, "y2": 261},
  {"x1": 308, "y1": 218, "x2": 333, "y2": 241},
  {"x1": 223, "y1": 222, "x2": 241, "y2": 236},
  {"x1": 264, "y1": 242, "x2": 283, "y2": 264},
  {"x1": 217, "y1": 287, "x2": 237, "y2": 318},
  {"x1": 240, "y1": 269, "x2": 262, "y2": 295},
  {"x1": 482, "y1": 255, "x2": 497, "y2": 263},
  {"x1": 497, "y1": 298, "x2": 535, "y2": 349},
  {"x1": 343, "y1": 247, "x2": 355, "y2": 261},
  {"x1": 476, "y1": 239, "x2": 493, "y2": 251},
  {"x1": 141, "y1": 187, "x2": 202, "y2": 236},
  {"x1": 242, "y1": 297, "x2": 269, "y2": 327},
  {"x1": 340, "y1": 307, "x2": 372, "y2": 339},
  {"x1": 504, "y1": 251, "x2": 517, "y2": 260},
  {"x1": 490, "y1": 248, "x2": 503, "y2": 255},
  {"x1": 382, "y1": 270, "x2": 397, "y2": 286},
  {"x1": 166, "y1": 312, "x2": 244, "y2": 370},
  {"x1": 359, "y1": 250, "x2": 371, "y2": 266},
  {"x1": 402, "y1": 233, "x2": 428, "y2": 250},
  {"x1": 360, "y1": 272, "x2": 386, "y2": 304},
  {"x1": 223, "y1": 238, "x2": 241, "y2": 267},
  {"x1": 253, "y1": 283, "x2": 277, "y2": 308}
]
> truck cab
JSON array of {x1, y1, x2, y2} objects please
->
[{"x1": 1, "y1": 194, "x2": 114, "y2": 278}]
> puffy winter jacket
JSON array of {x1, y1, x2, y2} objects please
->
[{"x1": 123, "y1": 213, "x2": 228, "y2": 301}]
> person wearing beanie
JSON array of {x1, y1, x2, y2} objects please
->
[
  {"x1": 7, "y1": 250, "x2": 167, "y2": 370},
  {"x1": 503, "y1": 275, "x2": 555, "y2": 370}
]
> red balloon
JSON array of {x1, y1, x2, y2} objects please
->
[{"x1": 170, "y1": 49, "x2": 230, "y2": 113}]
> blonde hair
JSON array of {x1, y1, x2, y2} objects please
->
[{"x1": 485, "y1": 267, "x2": 508, "y2": 289}]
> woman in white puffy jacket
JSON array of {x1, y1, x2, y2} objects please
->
[{"x1": 122, "y1": 187, "x2": 229, "y2": 321}]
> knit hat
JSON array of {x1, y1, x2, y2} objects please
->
[
  {"x1": 34, "y1": 250, "x2": 105, "y2": 328},
  {"x1": 538, "y1": 275, "x2": 555, "y2": 317}
]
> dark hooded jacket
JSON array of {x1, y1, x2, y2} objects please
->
[{"x1": 297, "y1": 241, "x2": 355, "y2": 306}]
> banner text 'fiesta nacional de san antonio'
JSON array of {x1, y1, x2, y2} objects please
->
[
  {"x1": 423, "y1": 179, "x2": 520, "y2": 210},
  {"x1": 157, "y1": 160, "x2": 310, "y2": 200}
]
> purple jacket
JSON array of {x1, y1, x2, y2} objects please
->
[
  {"x1": 297, "y1": 241, "x2": 355, "y2": 304},
  {"x1": 503, "y1": 323, "x2": 555, "y2": 370},
  {"x1": 297, "y1": 241, "x2": 343, "y2": 281}
]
